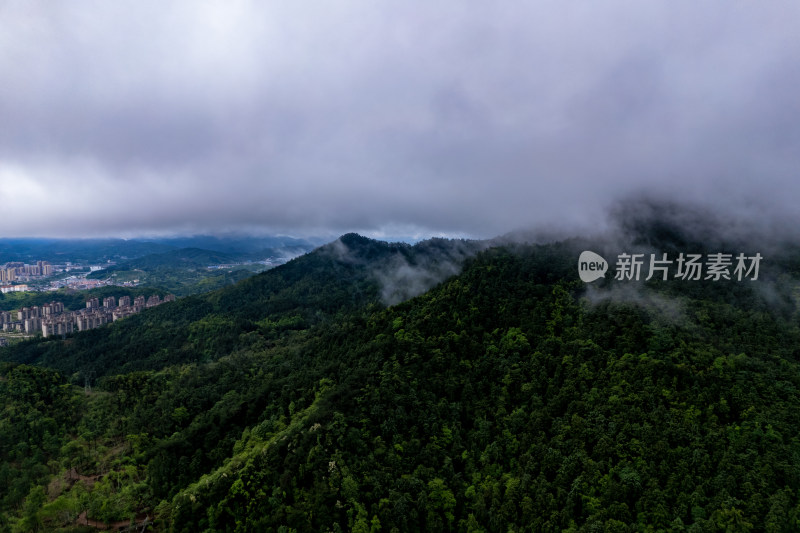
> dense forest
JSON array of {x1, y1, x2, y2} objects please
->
[{"x1": 2, "y1": 228, "x2": 800, "y2": 531}]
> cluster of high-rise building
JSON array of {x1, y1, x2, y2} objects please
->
[
  {"x1": 0, "y1": 261, "x2": 53, "y2": 282},
  {"x1": 0, "y1": 293, "x2": 175, "y2": 338}
]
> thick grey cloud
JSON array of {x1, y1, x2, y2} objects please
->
[{"x1": 1, "y1": 1, "x2": 799, "y2": 238}]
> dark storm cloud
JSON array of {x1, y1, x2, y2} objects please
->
[{"x1": 1, "y1": 1, "x2": 799, "y2": 238}]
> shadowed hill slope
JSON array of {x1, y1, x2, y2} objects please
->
[
  {"x1": 1, "y1": 234, "x2": 482, "y2": 378},
  {"x1": 3, "y1": 225, "x2": 800, "y2": 530}
]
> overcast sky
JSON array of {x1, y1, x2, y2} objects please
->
[{"x1": 1, "y1": 1, "x2": 799, "y2": 239}]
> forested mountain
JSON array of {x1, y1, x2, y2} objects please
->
[
  {"x1": 1, "y1": 228, "x2": 800, "y2": 531},
  {"x1": 0, "y1": 239, "x2": 175, "y2": 264},
  {"x1": 4, "y1": 235, "x2": 480, "y2": 380}
]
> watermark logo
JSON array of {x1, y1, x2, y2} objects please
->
[
  {"x1": 578, "y1": 251, "x2": 762, "y2": 282},
  {"x1": 578, "y1": 250, "x2": 608, "y2": 282}
]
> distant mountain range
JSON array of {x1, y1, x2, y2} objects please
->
[
  {"x1": 88, "y1": 248, "x2": 251, "y2": 275},
  {"x1": 0, "y1": 235, "x2": 319, "y2": 264}
]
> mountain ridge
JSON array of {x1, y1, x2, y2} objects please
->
[{"x1": 2, "y1": 224, "x2": 800, "y2": 530}]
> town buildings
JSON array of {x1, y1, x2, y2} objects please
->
[
  {"x1": 0, "y1": 293, "x2": 175, "y2": 338},
  {"x1": 0, "y1": 261, "x2": 53, "y2": 282},
  {"x1": 0, "y1": 285, "x2": 30, "y2": 293}
]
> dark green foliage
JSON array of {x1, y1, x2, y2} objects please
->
[
  {"x1": 0, "y1": 235, "x2": 477, "y2": 379},
  {"x1": 0, "y1": 363, "x2": 82, "y2": 514},
  {"x1": 2, "y1": 234, "x2": 800, "y2": 531}
]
